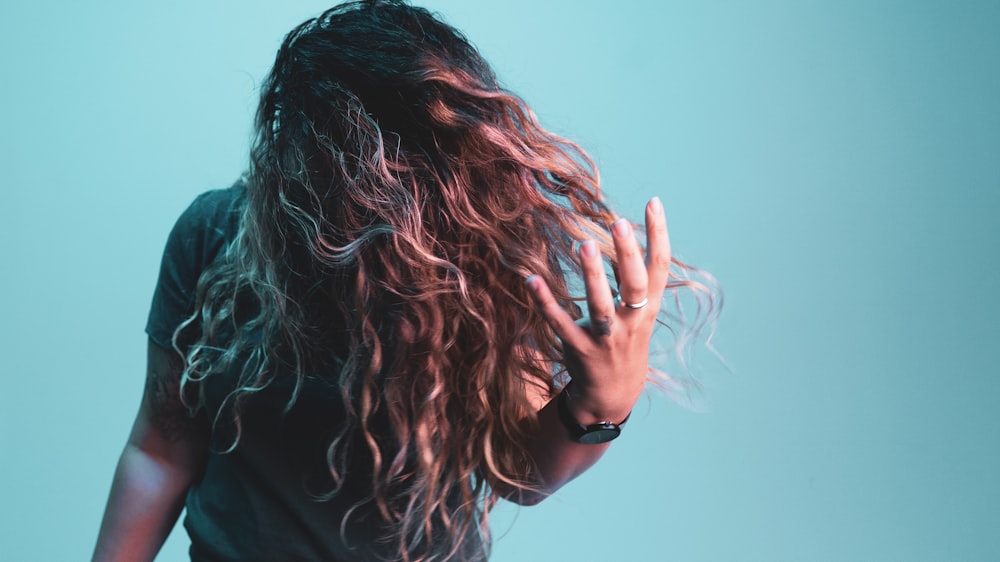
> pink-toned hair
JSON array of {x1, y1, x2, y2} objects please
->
[{"x1": 180, "y1": 1, "x2": 718, "y2": 560}]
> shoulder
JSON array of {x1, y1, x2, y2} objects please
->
[
  {"x1": 146, "y1": 180, "x2": 247, "y2": 349},
  {"x1": 174, "y1": 181, "x2": 246, "y2": 242},
  {"x1": 188, "y1": 181, "x2": 246, "y2": 218},
  {"x1": 164, "y1": 181, "x2": 246, "y2": 264}
]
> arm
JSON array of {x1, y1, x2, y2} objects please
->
[
  {"x1": 92, "y1": 339, "x2": 210, "y2": 562},
  {"x1": 509, "y1": 196, "x2": 671, "y2": 504}
]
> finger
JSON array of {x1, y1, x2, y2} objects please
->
[
  {"x1": 611, "y1": 218, "x2": 648, "y2": 311},
  {"x1": 644, "y1": 196, "x2": 671, "y2": 308},
  {"x1": 579, "y1": 240, "x2": 616, "y2": 337},
  {"x1": 525, "y1": 274, "x2": 591, "y2": 352}
]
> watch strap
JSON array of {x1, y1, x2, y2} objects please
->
[{"x1": 556, "y1": 383, "x2": 631, "y2": 444}]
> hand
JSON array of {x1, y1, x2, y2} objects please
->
[{"x1": 526, "y1": 197, "x2": 671, "y2": 424}]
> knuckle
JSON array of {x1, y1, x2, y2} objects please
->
[{"x1": 653, "y1": 253, "x2": 672, "y2": 269}]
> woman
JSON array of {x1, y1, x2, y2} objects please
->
[{"x1": 94, "y1": 1, "x2": 715, "y2": 560}]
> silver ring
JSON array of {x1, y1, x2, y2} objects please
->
[{"x1": 615, "y1": 295, "x2": 648, "y2": 309}]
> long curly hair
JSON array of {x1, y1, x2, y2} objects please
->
[{"x1": 178, "y1": 1, "x2": 718, "y2": 560}]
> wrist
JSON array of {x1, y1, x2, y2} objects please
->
[
  {"x1": 557, "y1": 382, "x2": 632, "y2": 444},
  {"x1": 562, "y1": 380, "x2": 638, "y2": 425},
  {"x1": 562, "y1": 381, "x2": 634, "y2": 426}
]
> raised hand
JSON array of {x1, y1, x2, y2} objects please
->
[{"x1": 527, "y1": 197, "x2": 671, "y2": 424}]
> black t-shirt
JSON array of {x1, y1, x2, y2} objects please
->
[{"x1": 146, "y1": 183, "x2": 483, "y2": 561}]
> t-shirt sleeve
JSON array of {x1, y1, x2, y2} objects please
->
[{"x1": 146, "y1": 187, "x2": 242, "y2": 350}]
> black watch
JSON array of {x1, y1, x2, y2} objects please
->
[{"x1": 557, "y1": 384, "x2": 631, "y2": 445}]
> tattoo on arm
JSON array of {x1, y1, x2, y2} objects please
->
[{"x1": 146, "y1": 350, "x2": 205, "y2": 443}]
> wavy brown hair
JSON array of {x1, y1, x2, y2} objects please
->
[{"x1": 178, "y1": 1, "x2": 717, "y2": 560}]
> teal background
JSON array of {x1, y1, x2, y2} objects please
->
[{"x1": 2, "y1": 1, "x2": 998, "y2": 560}]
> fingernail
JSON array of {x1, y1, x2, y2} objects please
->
[
  {"x1": 650, "y1": 196, "x2": 662, "y2": 215},
  {"x1": 581, "y1": 240, "x2": 597, "y2": 257},
  {"x1": 525, "y1": 275, "x2": 540, "y2": 291},
  {"x1": 613, "y1": 219, "x2": 631, "y2": 238}
]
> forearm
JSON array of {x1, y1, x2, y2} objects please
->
[
  {"x1": 509, "y1": 384, "x2": 636, "y2": 506},
  {"x1": 92, "y1": 444, "x2": 196, "y2": 562}
]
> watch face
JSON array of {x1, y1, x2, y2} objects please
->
[
  {"x1": 557, "y1": 386, "x2": 626, "y2": 444},
  {"x1": 578, "y1": 425, "x2": 621, "y2": 445}
]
